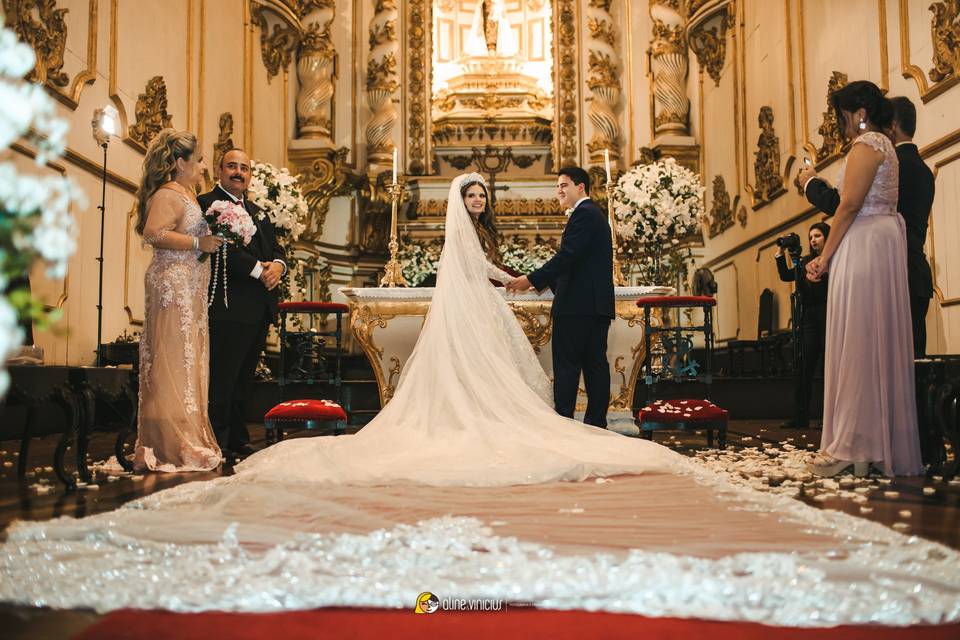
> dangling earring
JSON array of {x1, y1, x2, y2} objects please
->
[{"x1": 858, "y1": 117, "x2": 867, "y2": 131}]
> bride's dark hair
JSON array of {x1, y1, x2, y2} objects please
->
[{"x1": 460, "y1": 178, "x2": 498, "y2": 241}]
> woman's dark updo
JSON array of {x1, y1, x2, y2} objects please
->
[{"x1": 830, "y1": 80, "x2": 894, "y2": 133}]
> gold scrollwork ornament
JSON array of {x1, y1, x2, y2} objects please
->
[
  {"x1": 128, "y1": 76, "x2": 173, "y2": 150},
  {"x1": 929, "y1": 0, "x2": 960, "y2": 84},
  {"x1": 3, "y1": 0, "x2": 69, "y2": 87}
]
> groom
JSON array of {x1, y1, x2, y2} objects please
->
[
  {"x1": 506, "y1": 167, "x2": 615, "y2": 428},
  {"x1": 199, "y1": 148, "x2": 286, "y2": 458}
]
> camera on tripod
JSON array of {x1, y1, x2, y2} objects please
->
[{"x1": 776, "y1": 232, "x2": 802, "y2": 256}]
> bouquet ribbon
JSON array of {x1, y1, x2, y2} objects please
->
[{"x1": 207, "y1": 242, "x2": 230, "y2": 308}]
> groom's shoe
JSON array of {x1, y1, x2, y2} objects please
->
[
  {"x1": 222, "y1": 444, "x2": 256, "y2": 461},
  {"x1": 233, "y1": 444, "x2": 257, "y2": 458}
]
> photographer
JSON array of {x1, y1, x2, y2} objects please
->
[{"x1": 775, "y1": 222, "x2": 831, "y2": 429}]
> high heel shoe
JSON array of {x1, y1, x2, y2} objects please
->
[{"x1": 807, "y1": 453, "x2": 870, "y2": 478}]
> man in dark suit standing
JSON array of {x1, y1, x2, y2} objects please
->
[
  {"x1": 799, "y1": 96, "x2": 935, "y2": 357},
  {"x1": 506, "y1": 167, "x2": 615, "y2": 428},
  {"x1": 198, "y1": 148, "x2": 286, "y2": 458}
]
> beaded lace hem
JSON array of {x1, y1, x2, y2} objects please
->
[{"x1": 1, "y1": 456, "x2": 958, "y2": 624}]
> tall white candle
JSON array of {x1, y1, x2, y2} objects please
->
[
  {"x1": 392, "y1": 148, "x2": 398, "y2": 184},
  {"x1": 603, "y1": 149, "x2": 611, "y2": 183}
]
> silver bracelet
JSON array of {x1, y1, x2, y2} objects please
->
[{"x1": 193, "y1": 236, "x2": 199, "y2": 251}]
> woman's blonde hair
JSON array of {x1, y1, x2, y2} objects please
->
[{"x1": 135, "y1": 129, "x2": 198, "y2": 236}]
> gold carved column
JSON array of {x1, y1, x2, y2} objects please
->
[
  {"x1": 648, "y1": 0, "x2": 698, "y2": 171},
  {"x1": 366, "y1": 0, "x2": 400, "y2": 172},
  {"x1": 295, "y1": 1, "x2": 337, "y2": 142},
  {"x1": 586, "y1": 0, "x2": 622, "y2": 168}
]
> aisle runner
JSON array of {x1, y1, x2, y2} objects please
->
[{"x1": 73, "y1": 608, "x2": 960, "y2": 640}]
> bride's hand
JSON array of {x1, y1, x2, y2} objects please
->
[{"x1": 505, "y1": 276, "x2": 532, "y2": 292}]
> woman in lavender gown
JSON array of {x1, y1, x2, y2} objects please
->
[{"x1": 805, "y1": 81, "x2": 924, "y2": 477}]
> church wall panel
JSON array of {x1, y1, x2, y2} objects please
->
[{"x1": 696, "y1": 0, "x2": 960, "y2": 353}]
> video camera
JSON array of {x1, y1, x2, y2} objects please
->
[{"x1": 776, "y1": 232, "x2": 802, "y2": 256}]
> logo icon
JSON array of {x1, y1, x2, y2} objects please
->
[{"x1": 414, "y1": 591, "x2": 440, "y2": 614}]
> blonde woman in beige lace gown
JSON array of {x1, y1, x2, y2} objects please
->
[{"x1": 134, "y1": 130, "x2": 224, "y2": 471}]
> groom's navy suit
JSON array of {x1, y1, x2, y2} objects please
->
[{"x1": 528, "y1": 198, "x2": 615, "y2": 427}]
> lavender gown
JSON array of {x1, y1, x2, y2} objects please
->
[{"x1": 820, "y1": 131, "x2": 924, "y2": 476}]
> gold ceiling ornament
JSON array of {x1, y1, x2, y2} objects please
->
[
  {"x1": 815, "y1": 70, "x2": 848, "y2": 163},
  {"x1": 288, "y1": 146, "x2": 356, "y2": 240},
  {"x1": 296, "y1": 17, "x2": 336, "y2": 140},
  {"x1": 687, "y1": 2, "x2": 735, "y2": 87},
  {"x1": 650, "y1": 0, "x2": 690, "y2": 136},
  {"x1": 555, "y1": 0, "x2": 580, "y2": 168},
  {"x1": 405, "y1": 0, "x2": 430, "y2": 175},
  {"x1": 928, "y1": 0, "x2": 960, "y2": 84},
  {"x1": 213, "y1": 112, "x2": 235, "y2": 177},
  {"x1": 707, "y1": 174, "x2": 734, "y2": 238},
  {"x1": 3, "y1": 0, "x2": 69, "y2": 87},
  {"x1": 752, "y1": 106, "x2": 784, "y2": 207},
  {"x1": 250, "y1": 2, "x2": 302, "y2": 81},
  {"x1": 366, "y1": 0, "x2": 399, "y2": 169},
  {"x1": 127, "y1": 76, "x2": 172, "y2": 151}
]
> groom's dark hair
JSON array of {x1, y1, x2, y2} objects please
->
[{"x1": 558, "y1": 166, "x2": 590, "y2": 194}]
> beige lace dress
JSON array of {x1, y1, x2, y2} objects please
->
[{"x1": 134, "y1": 187, "x2": 222, "y2": 471}]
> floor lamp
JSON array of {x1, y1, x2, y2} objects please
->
[{"x1": 91, "y1": 105, "x2": 119, "y2": 367}]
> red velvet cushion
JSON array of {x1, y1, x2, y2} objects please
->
[
  {"x1": 636, "y1": 399, "x2": 728, "y2": 423},
  {"x1": 635, "y1": 296, "x2": 717, "y2": 308},
  {"x1": 264, "y1": 399, "x2": 347, "y2": 422},
  {"x1": 279, "y1": 301, "x2": 350, "y2": 314}
]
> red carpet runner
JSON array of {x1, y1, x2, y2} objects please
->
[{"x1": 74, "y1": 608, "x2": 960, "y2": 640}]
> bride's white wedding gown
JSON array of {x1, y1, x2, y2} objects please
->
[{"x1": 2, "y1": 175, "x2": 959, "y2": 625}]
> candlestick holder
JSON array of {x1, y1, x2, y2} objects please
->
[
  {"x1": 380, "y1": 180, "x2": 408, "y2": 287},
  {"x1": 606, "y1": 180, "x2": 627, "y2": 286}
]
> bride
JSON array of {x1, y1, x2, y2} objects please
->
[
  {"x1": 1, "y1": 174, "x2": 959, "y2": 625},
  {"x1": 237, "y1": 172, "x2": 675, "y2": 485}
]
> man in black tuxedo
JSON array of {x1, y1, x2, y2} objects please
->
[
  {"x1": 506, "y1": 167, "x2": 615, "y2": 428},
  {"x1": 799, "y1": 96, "x2": 935, "y2": 357},
  {"x1": 198, "y1": 149, "x2": 286, "y2": 458}
]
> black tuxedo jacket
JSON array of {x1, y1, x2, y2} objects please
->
[
  {"x1": 527, "y1": 199, "x2": 615, "y2": 318},
  {"x1": 198, "y1": 185, "x2": 286, "y2": 325},
  {"x1": 804, "y1": 142, "x2": 935, "y2": 298}
]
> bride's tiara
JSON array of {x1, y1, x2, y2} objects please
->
[{"x1": 461, "y1": 172, "x2": 486, "y2": 188}]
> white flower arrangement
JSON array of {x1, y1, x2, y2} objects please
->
[
  {"x1": 499, "y1": 237, "x2": 555, "y2": 274},
  {"x1": 611, "y1": 157, "x2": 704, "y2": 285},
  {"x1": 247, "y1": 161, "x2": 308, "y2": 241},
  {"x1": 399, "y1": 238, "x2": 442, "y2": 287},
  {"x1": 612, "y1": 157, "x2": 704, "y2": 247},
  {"x1": 246, "y1": 161, "x2": 317, "y2": 316},
  {"x1": 1, "y1": 26, "x2": 83, "y2": 397},
  {"x1": 398, "y1": 235, "x2": 556, "y2": 286}
]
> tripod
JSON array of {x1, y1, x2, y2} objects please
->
[{"x1": 786, "y1": 249, "x2": 807, "y2": 429}]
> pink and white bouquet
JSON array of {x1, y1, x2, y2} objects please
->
[
  {"x1": 203, "y1": 200, "x2": 257, "y2": 308},
  {"x1": 205, "y1": 199, "x2": 257, "y2": 246}
]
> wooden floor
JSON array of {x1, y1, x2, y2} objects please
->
[{"x1": 1, "y1": 419, "x2": 959, "y2": 639}]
